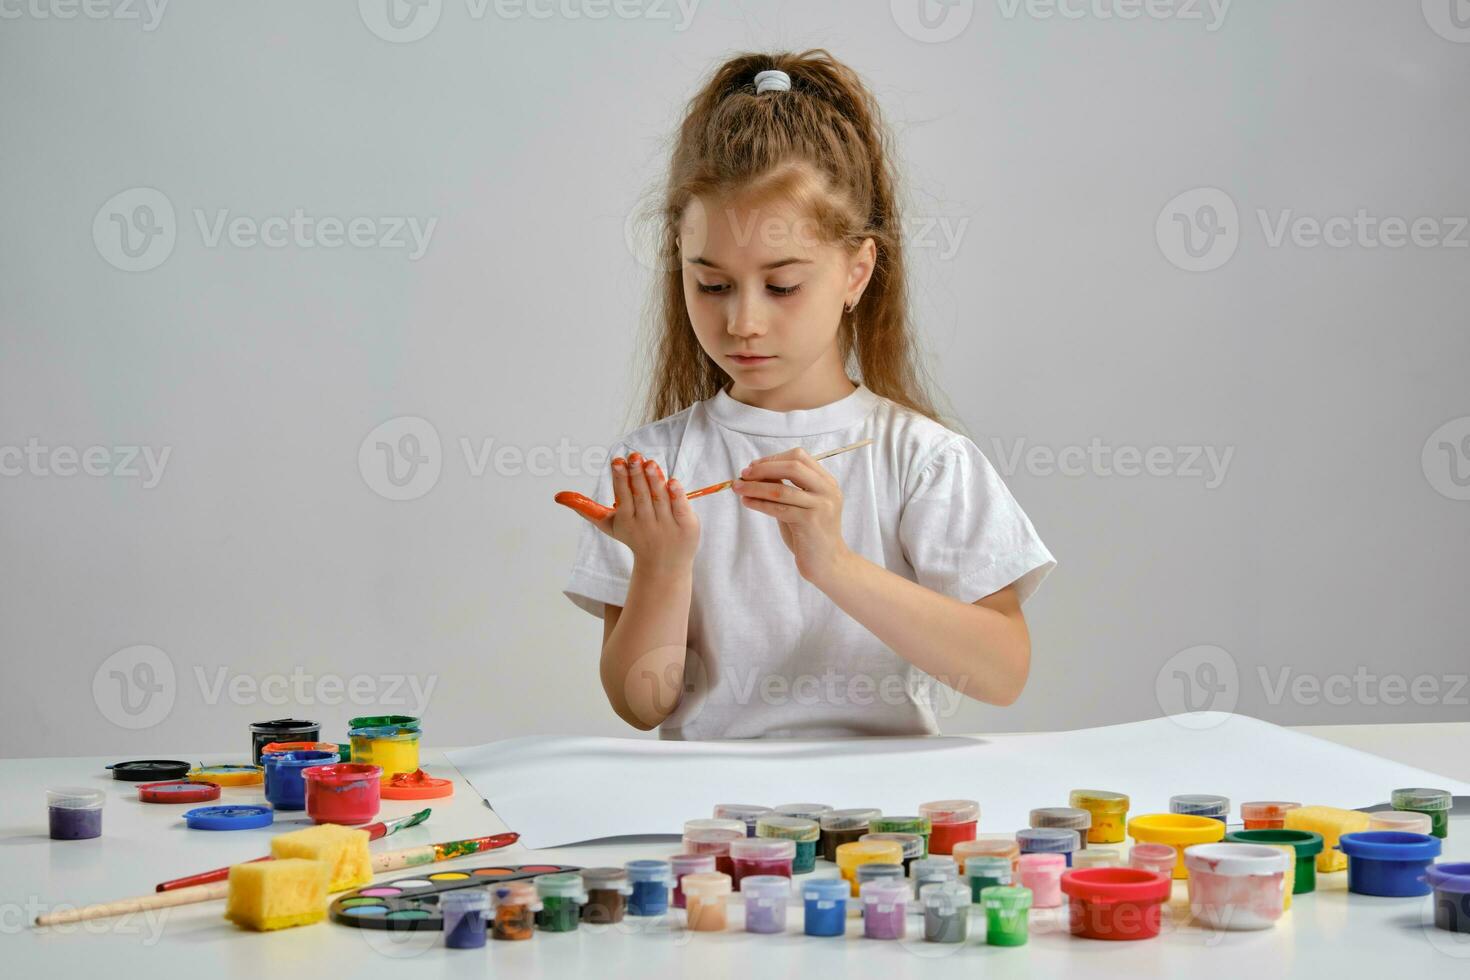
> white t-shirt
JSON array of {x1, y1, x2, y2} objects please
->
[{"x1": 562, "y1": 382, "x2": 1055, "y2": 740}]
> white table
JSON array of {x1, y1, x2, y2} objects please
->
[{"x1": 5, "y1": 725, "x2": 1469, "y2": 978}]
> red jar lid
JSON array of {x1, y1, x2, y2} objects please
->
[
  {"x1": 1060, "y1": 867, "x2": 1172, "y2": 905},
  {"x1": 137, "y1": 780, "x2": 222, "y2": 804},
  {"x1": 381, "y1": 768, "x2": 454, "y2": 800}
]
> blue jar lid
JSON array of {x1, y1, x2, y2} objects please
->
[
  {"x1": 624, "y1": 859, "x2": 674, "y2": 884},
  {"x1": 184, "y1": 804, "x2": 274, "y2": 830},
  {"x1": 1337, "y1": 831, "x2": 1441, "y2": 863},
  {"x1": 441, "y1": 890, "x2": 490, "y2": 912},
  {"x1": 1426, "y1": 862, "x2": 1470, "y2": 895},
  {"x1": 802, "y1": 878, "x2": 851, "y2": 901},
  {"x1": 263, "y1": 750, "x2": 339, "y2": 768},
  {"x1": 1016, "y1": 827, "x2": 1080, "y2": 852}
]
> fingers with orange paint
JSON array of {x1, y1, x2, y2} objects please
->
[{"x1": 554, "y1": 491, "x2": 614, "y2": 521}]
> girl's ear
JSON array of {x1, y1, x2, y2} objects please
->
[{"x1": 847, "y1": 237, "x2": 877, "y2": 299}]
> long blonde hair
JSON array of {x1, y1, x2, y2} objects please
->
[{"x1": 634, "y1": 49, "x2": 946, "y2": 428}]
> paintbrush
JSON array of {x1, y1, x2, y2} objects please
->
[
  {"x1": 35, "y1": 831, "x2": 520, "y2": 927},
  {"x1": 154, "y1": 807, "x2": 432, "y2": 892},
  {"x1": 555, "y1": 438, "x2": 876, "y2": 516}
]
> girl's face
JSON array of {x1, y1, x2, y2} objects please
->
[{"x1": 679, "y1": 195, "x2": 875, "y2": 410}]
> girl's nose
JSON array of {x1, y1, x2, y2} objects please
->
[{"x1": 728, "y1": 295, "x2": 766, "y2": 338}]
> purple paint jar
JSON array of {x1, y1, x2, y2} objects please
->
[
  {"x1": 741, "y1": 875, "x2": 791, "y2": 934},
  {"x1": 47, "y1": 787, "x2": 104, "y2": 840},
  {"x1": 861, "y1": 878, "x2": 909, "y2": 940}
]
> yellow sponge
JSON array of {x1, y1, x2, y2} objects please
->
[
  {"x1": 225, "y1": 858, "x2": 330, "y2": 931},
  {"x1": 1284, "y1": 806, "x2": 1370, "y2": 873},
  {"x1": 269, "y1": 824, "x2": 372, "y2": 891}
]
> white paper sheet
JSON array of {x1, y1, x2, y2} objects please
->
[{"x1": 445, "y1": 714, "x2": 1470, "y2": 849}]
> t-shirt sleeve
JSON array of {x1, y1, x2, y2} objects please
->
[
  {"x1": 898, "y1": 436, "x2": 1056, "y2": 605},
  {"x1": 562, "y1": 441, "x2": 634, "y2": 619}
]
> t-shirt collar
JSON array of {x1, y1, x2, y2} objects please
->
[{"x1": 705, "y1": 380, "x2": 879, "y2": 437}]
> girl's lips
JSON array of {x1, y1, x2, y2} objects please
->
[{"x1": 729, "y1": 354, "x2": 774, "y2": 364}]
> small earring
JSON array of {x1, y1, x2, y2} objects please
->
[{"x1": 844, "y1": 300, "x2": 856, "y2": 314}]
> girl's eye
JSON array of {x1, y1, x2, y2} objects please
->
[{"x1": 694, "y1": 283, "x2": 802, "y2": 297}]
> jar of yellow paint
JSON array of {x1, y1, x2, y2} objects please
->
[
  {"x1": 1126, "y1": 813, "x2": 1225, "y2": 879},
  {"x1": 835, "y1": 839, "x2": 905, "y2": 897},
  {"x1": 1070, "y1": 790, "x2": 1130, "y2": 844},
  {"x1": 348, "y1": 721, "x2": 421, "y2": 783}
]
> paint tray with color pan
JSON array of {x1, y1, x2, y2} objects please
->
[{"x1": 330, "y1": 864, "x2": 581, "y2": 930}]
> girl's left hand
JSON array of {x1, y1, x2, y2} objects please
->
[{"x1": 732, "y1": 448, "x2": 853, "y2": 587}]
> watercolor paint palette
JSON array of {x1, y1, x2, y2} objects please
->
[{"x1": 329, "y1": 863, "x2": 582, "y2": 930}]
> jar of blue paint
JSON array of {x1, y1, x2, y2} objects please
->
[
  {"x1": 802, "y1": 878, "x2": 849, "y2": 936},
  {"x1": 262, "y1": 749, "x2": 338, "y2": 810},
  {"x1": 442, "y1": 889, "x2": 489, "y2": 948},
  {"x1": 47, "y1": 787, "x2": 104, "y2": 840},
  {"x1": 1016, "y1": 828, "x2": 1081, "y2": 867},
  {"x1": 625, "y1": 859, "x2": 675, "y2": 916},
  {"x1": 1337, "y1": 831, "x2": 1442, "y2": 897}
]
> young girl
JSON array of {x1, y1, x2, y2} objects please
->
[{"x1": 558, "y1": 50, "x2": 1054, "y2": 740}]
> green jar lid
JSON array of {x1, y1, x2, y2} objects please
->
[{"x1": 1223, "y1": 828, "x2": 1324, "y2": 857}]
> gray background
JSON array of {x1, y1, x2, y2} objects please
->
[{"x1": 2, "y1": 1, "x2": 1467, "y2": 758}]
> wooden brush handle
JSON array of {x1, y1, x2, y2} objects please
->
[{"x1": 35, "y1": 881, "x2": 228, "y2": 927}]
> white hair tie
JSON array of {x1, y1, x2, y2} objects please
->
[{"x1": 753, "y1": 69, "x2": 791, "y2": 94}]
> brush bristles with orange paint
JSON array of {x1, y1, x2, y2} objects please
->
[{"x1": 554, "y1": 439, "x2": 875, "y2": 518}]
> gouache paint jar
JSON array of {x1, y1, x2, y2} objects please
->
[
  {"x1": 1017, "y1": 827, "x2": 1080, "y2": 867},
  {"x1": 1239, "y1": 801, "x2": 1300, "y2": 831},
  {"x1": 1337, "y1": 831, "x2": 1441, "y2": 897},
  {"x1": 728, "y1": 838, "x2": 794, "y2": 890},
  {"x1": 47, "y1": 787, "x2": 104, "y2": 840},
  {"x1": 740, "y1": 875, "x2": 791, "y2": 934},
  {"x1": 1184, "y1": 843, "x2": 1290, "y2": 931},
  {"x1": 1061, "y1": 867, "x2": 1171, "y2": 941},
  {"x1": 919, "y1": 799, "x2": 979, "y2": 855},
  {"x1": 819, "y1": 808, "x2": 881, "y2": 862},
  {"x1": 301, "y1": 762, "x2": 381, "y2": 825},
  {"x1": 981, "y1": 885, "x2": 1032, "y2": 946},
  {"x1": 713, "y1": 804, "x2": 771, "y2": 837},
  {"x1": 681, "y1": 872, "x2": 731, "y2": 932},
  {"x1": 669, "y1": 853, "x2": 715, "y2": 909},
  {"x1": 860, "y1": 878, "x2": 908, "y2": 940},
  {"x1": 920, "y1": 880, "x2": 971, "y2": 943},
  {"x1": 1070, "y1": 790, "x2": 1129, "y2": 844},
  {"x1": 1127, "y1": 814, "x2": 1225, "y2": 879},
  {"x1": 802, "y1": 877, "x2": 849, "y2": 936},
  {"x1": 1223, "y1": 829, "x2": 1323, "y2": 895},
  {"x1": 263, "y1": 750, "x2": 339, "y2": 811},
  {"x1": 1018, "y1": 852, "x2": 1066, "y2": 908},
  {"x1": 1030, "y1": 807, "x2": 1092, "y2": 851},
  {"x1": 756, "y1": 816, "x2": 820, "y2": 874},
  {"x1": 1391, "y1": 788, "x2": 1451, "y2": 840},
  {"x1": 1170, "y1": 794, "x2": 1230, "y2": 823}
]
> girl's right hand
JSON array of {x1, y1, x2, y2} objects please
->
[{"x1": 585, "y1": 451, "x2": 700, "y2": 571}]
